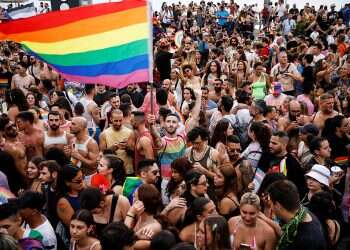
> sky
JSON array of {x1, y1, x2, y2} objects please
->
[{"x1": 150, "y1": 0, "x2": 348, "y2": 11}]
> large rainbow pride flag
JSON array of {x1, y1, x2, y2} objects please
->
[{"x1": 0, "y1": 0, "x2": 151, "y2": 88}]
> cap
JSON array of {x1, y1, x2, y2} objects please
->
[
  {"x1": 272, "y1": 82, "x2": 282, "y2": 95},
  {"x1": 305, "y1": 164, "x2": 330, "y2": 187},
  {"x1": 300, "y1": 124, "x2": 319, "y2": 136}
]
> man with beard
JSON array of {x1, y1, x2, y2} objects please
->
[
  {"x1": 16, "y1": 111, "x2": 44, "y2": 159},
  {"x1": 130, "y1": 111, "x2": 155, "y2": 172},
  {"x1": 99, "y1": 109, "x2": 134, "y2": 175},
  {"x1": 209, "y1": 78, "x2": 223, "y2": 103},
  {"x1": 67, "y1": 117, "x2": 99, "y2": 181},
  {"x1": 149, "y1": 113, "x2": 186, "y2": 204},
  {"x1": 258, "y1": 131, "x2": 306, "y2": 196},
  {"x1": 1, "y1": 116, "x2": 27, "y2": 177},
  {"x1": 43, "y1": 111, "x2": 73, "y2": 154},
  {"x1": 208, "y1": 95, "x2": 235, "y2": 135},
  {"x1": 278, "y1": 100, "x2": 309, "y2": 132},
  {"x1": 312, "y1": 93, "x2": 339, "y2": 131}
]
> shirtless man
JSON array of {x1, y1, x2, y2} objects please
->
[
  {"x1": 130, "y1": 111, "x2": 155, "y2": 172},
  {"x1": 68, "y1": 117, "x2": 99, "y2": 179},
  {"x1": 312, "y1": 93, "x2": 339, "y2": 131},
  {"x1": 278, "y1": 100, "x2": 309, "y2": 132},
  {"x1": 16, "y1": 111, "x2": 44, "y2": 159},
  {"x1": 44, "y1": 111, "x2": 73, "y2": 154},
  {"x1": 228, "y1": 192, "x2": 277, "y2": 250},
  {"x1": 1, "y1": 116, "x2": 27, "y2": 176}
]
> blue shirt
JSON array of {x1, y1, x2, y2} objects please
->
[{"x1": 217, "y1": 10, "x2": 229, "y2": 26}]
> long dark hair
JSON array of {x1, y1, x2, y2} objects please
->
[
  {"x1": 203, "y1": 60, "x2": 222, "y2": 86},
  {"x1": 56, "y1": 165, "x2": 82, "y2": 197},
  {"x1": 211, "y1": 120, "x2": 232, "y2": 148},
  {"x1": 321, "y1": 115, "x2": 345, "y2": 138},
  {"x1": 215, "y1": 163, "x2": 238, "y2": 199},
  {"x1": 182, "y1": 197, "x2": 210, "y2": 227},
  {"x1": 5, "y1": 89, "x2": 28, "y2": 111},
  {"x1": 166, "y1": 157, "x2": 192, "y2": 198},
  {"x1": 308, "y1": 191, "x2": 336, "y2": 248},
  {"x1": 102, "y1": 154, "x2": 126, "y2": 187},
  {"x1": 203, "y1": 215, "x2": 231, "y2": 250},
  {"x1": 249, "y1": 122, "x2": 271, "y2": 152}
]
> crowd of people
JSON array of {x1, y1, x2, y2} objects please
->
[{"x1": 0, "y1": 0, "x2": 350, "y2": 249}]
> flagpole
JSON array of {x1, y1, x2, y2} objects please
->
[{"x1": 147, "y1": 0, "x2": 154, "y2": 114}]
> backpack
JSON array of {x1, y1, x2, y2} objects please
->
[{"x1": 232, "y1": 114, "x2": 251, "y2": 150}]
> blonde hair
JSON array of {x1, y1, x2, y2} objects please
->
[{"x1": 240, "y1": 192, "x2": 261, "y2": 210}]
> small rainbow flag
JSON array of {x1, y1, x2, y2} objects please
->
[{"x1": 0, "y1": 0, "x2": 151, "y2": 88}]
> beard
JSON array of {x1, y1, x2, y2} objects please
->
[
  {"x1": 50, "y1": 125, "x2": 59, "y2": 131},
  {"x1": 166, "y1": 127, "x2": 176, "y2": 135},
  {"x1": 214, "y1": 87, "x2": 222, "y2": 93}
]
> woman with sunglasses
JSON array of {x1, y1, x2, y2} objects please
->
[{"x1": 56, "y1": 165, "x2": 84, "y2": 248}]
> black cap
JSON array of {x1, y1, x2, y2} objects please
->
[{"x1": 300, "y1": 124, "x2": 319, "y2": 136}]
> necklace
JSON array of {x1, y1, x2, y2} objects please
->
[{"x1": 192, "y1": 145, "x2": 208, "y2": 162}]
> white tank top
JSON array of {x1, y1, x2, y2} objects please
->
[{"x1": 44, "y1": 131, "x2": 68, "y2": 148}]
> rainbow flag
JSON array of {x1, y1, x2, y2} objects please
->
[{"x1": 0, "y1": 0, "x2": 151, "y2": 88}]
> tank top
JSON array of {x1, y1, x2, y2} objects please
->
[
  {"x1": 70, "y1": 241, "x2": 100, "y2": 250},
  {"x1": 252, "y1": 74, "x2": 267, "y2": 100},
  {"x1": 189, "y1": 146, "x2": 215, "y2": 172},
  {"x1": 80, "y1": 97, "x2": 98, "y2": 129},
  {"x1": 43, "y1": 131, "x2": 68, "y2": 148},
  {"x1": 71, "y1": 137, "x2": 92, "y2": 172}
]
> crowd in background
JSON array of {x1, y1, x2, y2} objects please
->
[{"x1": 0, "y1": 0, "x2": 349, "y2": 250}]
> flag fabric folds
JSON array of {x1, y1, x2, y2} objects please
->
[{"x1": 0, "y1": 0, "x2": 151, "y2": 88}]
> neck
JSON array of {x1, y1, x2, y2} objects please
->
[
  {"x1": 76, "y1": 132, "x2": 88, "y2": 141},
  {"x1": 282, "y1": 209, "x2": 299, "y2": 223},
  {"x1": 276, "y1": 150, "x2": 287, "y2": 158},
  {"x1": 190, "y1": 190, "x2": 200, "y2": 198},
  {"x1": 315, "y1": 155, "x2": 326, "y2": 164},
  {"x1": 49, "y1": 129, "x2": 62, "y2": 136},
  {"x1": 335, "y1": 130, "x2": 343, "y2": 138},
  {"x1": 13, "y1": 227, "x2": 24, "y2": 240},
  {"x1": 24, "y1": 125, "x2": 34, "y2": 134},
  {"x1": 27, "y1": 213, "x2": 44, "y2": 229},
  {"x1": 138, "y1": 124, "x2": 147, "y2": 133},
  {"x1": 69, "y1": 190, "x2": 79, "y2": 196},
  {"x1": 19, "y1": 72, "x2": 26, "y2": 77},
  {"x1": 76, "y1": 236, "x2": 91, "y2": 247},
  {"x1": 166, "y1": 131, "x2": 177, "y2": 138}
]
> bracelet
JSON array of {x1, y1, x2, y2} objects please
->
[{"x1": 127, "y1": 214, "x2": 135, "y2": 219}]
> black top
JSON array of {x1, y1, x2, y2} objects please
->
[
  {"x1": 258, "y1": 153, "x2": 307, "y2": 197},
  {"x1": 302, "y1": 66, "x2": 315, "y2": 92},
  {"x1": 285, "y1": 213, "x2": 327, "y2": 250},
  {"x1": 155, "y1": 50, "x2": 173, "y2": 81},
  {"x1": 94, "y1": 91, "x2": 112, "y2": 107}
]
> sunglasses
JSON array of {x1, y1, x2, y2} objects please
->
[{"x1": 71, "y1": 179, "x2": 83, "y2": 184}]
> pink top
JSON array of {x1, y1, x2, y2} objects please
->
[{"x1": 297, "y1": 94, "x2": 314, "y2": 115}]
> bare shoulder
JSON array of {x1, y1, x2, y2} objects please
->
[
  {"x1": 228, "y1": 216, "x2": 240, "y2": 228},
  {"x1": 258, "y1": 218, "x2": 276, "y2": 236}
]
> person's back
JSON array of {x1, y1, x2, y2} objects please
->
[{"x1": 285, "y1": 212, "x2": 326, "y2": 250}]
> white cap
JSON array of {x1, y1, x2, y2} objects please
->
[{"x1": 305, "y1": 164, "x2": 330, "y2": 187}]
